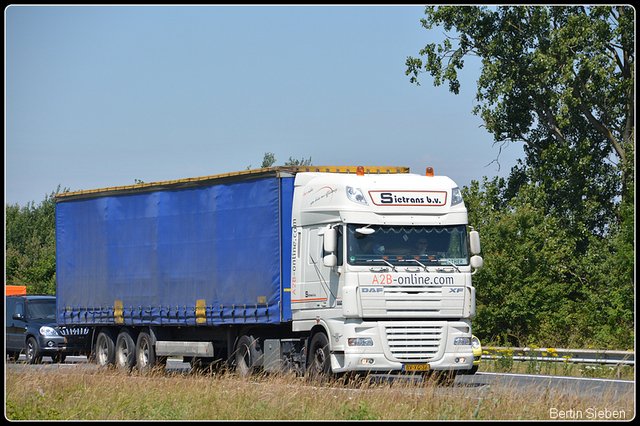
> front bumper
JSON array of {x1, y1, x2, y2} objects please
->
[
  {"x1": 36, "y1": 335, "x2": 67, "y2": 353},
  {"x1": 327, "y1": 319, "x2": 474, "y2": 374},
  {"x1": 332, "y1": 349, "x2": 474, "y2": 374},
  {"x1": 36, "y1": 335, "x2": 88, "y2": 355}
]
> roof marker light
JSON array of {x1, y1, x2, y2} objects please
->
[
  {"x1": 426, "y1": 167, "x2": 434, "y2": 177},
  {"x1": 357, "y1": 166, "x2": 365, "y2": 176}
]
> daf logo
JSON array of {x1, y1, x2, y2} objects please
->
[{"x1": 362, "y1": 287, "x2": 384, "y2": 293}]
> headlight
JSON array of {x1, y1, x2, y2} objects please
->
[
  {"x1": 451, "y1": 187, "x2": 463, "y2": 206},
  {"x1": 346, "y1": 186, "x2": 368, "y2": 205},
  {"x1": 453, "y1": 337, "x2": 471, "y2": 346},
  {"x1": 348, "y1": 338, "x2": 374, "y2": 346},
  {"x1": 39, "y1": 326, "x2": 59, "y2": 336},
  {"x1": 471, "y1": 336, "x2": 480, "y2": 349}
]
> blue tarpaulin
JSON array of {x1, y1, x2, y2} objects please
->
[{"x1": 56, "y1": 176, "x2": 293, "y2": 327}]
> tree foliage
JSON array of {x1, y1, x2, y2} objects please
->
[
  {"x1": 284, "y1": 155, "x2": 313, "y2": 167},
  {"x1": 406, "y1": 6, "x2": 634, "y2": 199},
  {"x1": 464, "y1": 179, "x2": 633, "y2": 349},
  {"x1": 5, "y1": 186, "x2": 67, "y2": 295},
  {"x1": 248, "y1": 152, "x2": 313, "y2": 169}
]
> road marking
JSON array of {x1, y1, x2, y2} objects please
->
[{"x1": 478, "y1": 371, "x2": 634, "y2": 384}]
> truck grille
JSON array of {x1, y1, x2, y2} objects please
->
[
  {"x1": 58, "y1": 327, "x2": 90, "y2": 336},
  {"x1": 384, "y1": 324, "x2": 443, "y2": 362}
]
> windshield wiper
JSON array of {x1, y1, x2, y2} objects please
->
[
  {"x1": 438, "y1": 259, "x2": 461, "y2": 273},
  {"x1": 365, "y1": 258, "x2": 397, "y2": 272},
  {"x1": 403, "y1": 258, "x2": 429, "y2": 272}
]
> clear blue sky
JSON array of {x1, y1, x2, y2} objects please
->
[{"x1": 5, "y1": 5, "x2": 523, "y2": 207}]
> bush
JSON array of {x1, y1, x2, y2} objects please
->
[
  {"x1": 5, "y1": 186, "x2": 64, "y2": 295},
  {"x1": 465, "y1": 178, "x2": 634, "y2": 350}
]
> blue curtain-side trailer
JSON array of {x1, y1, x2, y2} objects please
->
[{"x1": 56, "y1": 170, "x2": 295, "y2": 372}]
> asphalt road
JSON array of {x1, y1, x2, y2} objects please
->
[
  {"x1": 6, "y1": 355, "x2": 635, "y2": 399},
  {"x1": 457, "y1": 371, "x2": 634, "y2": 399}
]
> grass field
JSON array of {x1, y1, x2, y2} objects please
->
[{"x1": 6, "y1": 366, "x2": 635, "y2": 420}]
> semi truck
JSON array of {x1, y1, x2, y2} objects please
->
[{"x1": 55, "y1": 165, "x2": 482, "y2": 378}]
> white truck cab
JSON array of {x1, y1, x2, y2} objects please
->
[{"x1": 290, "y1": 166, "x2": 482, "y2": 374}]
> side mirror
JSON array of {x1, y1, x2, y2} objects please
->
[
  {"x1": 470, "y1": 255, "x2": 483, "y2": 269},
  {"x1": 12, "y1": 313, "x2": 25, "y2": 321},
  {"x1": 323, "y1": 226, "x2": 337, "y2": 253},
  {"x1": 323, "y1": 254, "x2": 338, "y2": 267},
  {"x1": 469, "y1": 230, "x2": 481, "y2": 255}
]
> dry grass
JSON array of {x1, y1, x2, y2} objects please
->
[{"x1": 6, "y1": 365, "x2": 635, "y2": 420}]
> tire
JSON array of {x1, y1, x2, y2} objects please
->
[
  {"x1": 136, "y1": 331, "x2": 158, "y2": 374},
  {"x1": 115, "y1": 329, "x2": 137, "y2": 372},
  {"x1": 25, "y1": 337, "x2": 43, "y2": 364},
  {"x1": 235, "y1": 335, "x2": 261, "y2": 376},
  {"x1": 307, "y1": 332, "x2": 331, "y2": 379},
  {"x1": 95, "y1": 329, "x2": 116, "y2": 367}
]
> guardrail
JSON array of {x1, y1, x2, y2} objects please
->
[{"x1": 482, "y1": 347, "x2": 635, "y2": 366}]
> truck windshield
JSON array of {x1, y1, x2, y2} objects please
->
[{"x1": 347, "y1": 224, "x2": 469, "y2": 267}]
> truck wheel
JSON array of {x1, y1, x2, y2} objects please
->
[
  {"x1": 136, "y1": 331, "x2": 158, "y2": 374},
  {"x1": 235, "y1": 335, "x2": 261, "y2": 376},
  {"x1": 115, "y1": 329, "x2": 137, "y2": 372},
  {"x1": 95, "y1": 329, "x2": 116, "y2": 367},
  {"x1": 25, "y1": 337, "x2": 43, "y2": 364},
  {"x1": 308, "y1": 332, "x2": 331, "y2": 379}
]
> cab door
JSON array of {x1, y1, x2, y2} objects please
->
[
  {"x1": 305, "y1": 226, "x2": 341, "y2": 308},
  {"x1": 6, "y1": 298, "x2": 26, "y2": 352}
]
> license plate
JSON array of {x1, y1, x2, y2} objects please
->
[{"x1": 403, "y1": 364, "x2": 430, "y2": 372}]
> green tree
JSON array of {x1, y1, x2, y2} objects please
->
[
  {"x1": 260, "y1": 152, "x2": 277, "y2": 168},
  {"x1": 248, "y1": 152, "x2": 313, "y2": 169},
  {"x1": 406, "y1": 6, "x2": 634, "y2": 203},
  {"x1": 464, "y1": 178, "x2": 634, "y2": 349},
  {"x1": 247, "y1": 152, "x2": 276, "y2": 170},
  {"x1": 5, "y1": 186, "x2": 67, "y2": 295},
  {"x1": 464, "y1": 178, "x2": 579, "y2": 346},
  {"x1": 284, "y1": 155, "x2": 312, "y2": 166}
]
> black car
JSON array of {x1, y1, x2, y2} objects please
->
[{"x1": 6, "y1": 295, "x2": 88, "y2": 363}]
